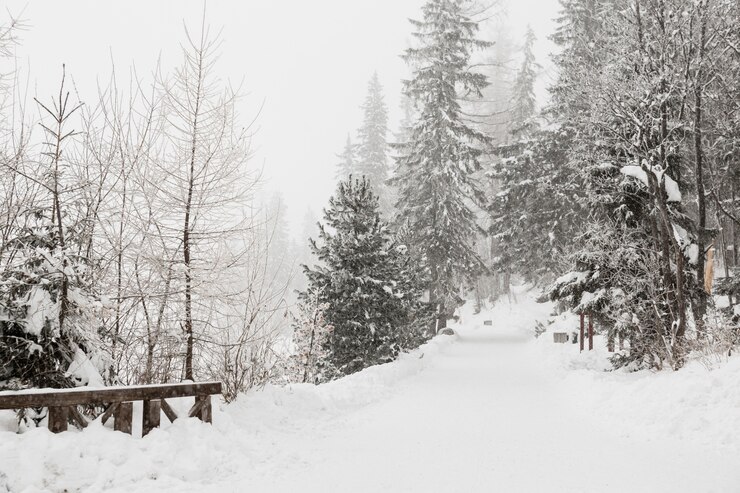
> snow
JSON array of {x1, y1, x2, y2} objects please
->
[
  {"x1": 620, "y1": 165, "x2": 682, "y2": 202},
  {"x1": 66, "y1": 348, "x2": 107, "y2": 388},
  {"x1": 672, "y1": 224, "x2": 700, "y2": 264},
  {"x1": 554, "y1": 270, "x2": 589, "y2": 286},
  {"x1": 2, "y1": 290, "x2": 739, "y2": 491},
  {"x1": 23, "y1": 287, "x2": 54, "y2": 337}
]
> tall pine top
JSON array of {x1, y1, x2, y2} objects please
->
[{"x1": 393, "y1": 0, "x2": 491, "y2": 303}]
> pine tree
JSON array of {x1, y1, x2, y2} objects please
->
[
  {"x1": 356, "y1": 72, "x2": 390, "y2": 208},
  {"x1": 490, "y1": 129, "x2": 581, "y2": 283},
  {"x1": 542, "y1": 0, "x2": 717, "y2": 369},
  {"x1": 487, "y1": 26, "x2": 581, "y2": 284},
  {"x1": 0, "y1": 211, "x2": 105, "y2": 390},
  {"x1": 302, "y1": 177, "x2": 431, "y2": 375},
  {"x1": 335, "y1": 134, "x2": 357, "y2": 181},
  {"x1": 393, "y1": 0, "x2": 491, "y2": 328},
  {"x1": 510, "y1": 26, "x2": 539, "y2": 135},
  {"x1": 0, "y1": 72, "x2": 107, "y2": 390}
]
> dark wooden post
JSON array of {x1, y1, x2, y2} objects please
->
[
  {"x1": 199, "y1": 395, "x2": 212, "y2": 423},
  {"x1": 190, "y1": 395, "x2": 213, "y2": 423},
  {"x1": 160, "y1": 399, "x2": 178, "y2": 423},
  {"x1": 142, "y1": 399, "x2": 161, "y2": 436},
  {"x1": 588, "y1": 313, "x2": 594, "y2": 351},
  {"x1": 579, "y1": 313, "x2": 585, "y2": 352},
  {"x1": 114, "y1": 402, "x2": 133, "y2": 434},
  {"x1": 48, "y1": 406, "x2": 69, "y2": 433}
]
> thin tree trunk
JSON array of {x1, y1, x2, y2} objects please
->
[
  {"x1": 183, "y1": 43, "x2": 205, "y2": 382},
  {"x1": 692, "y1": 0, "x2": 709, "y2": 339}
]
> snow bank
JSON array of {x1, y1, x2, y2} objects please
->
[
  {"x1": 534, "y1": 328, "x2": 740, "y2": 453},
  {"x1": 0, "y1": 331, "x2": 458, "y2": 492},
  {"x1": 3, "y1": 289, "x2": 739, "y2": 491}
]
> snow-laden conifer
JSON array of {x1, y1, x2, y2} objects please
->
[
  {"x1": 393, "y1": 0, "x2": 491, "y2": 328},
  {"x1": 301, "y1": 177, "x2": 431, "y2": 375},
  {"x1": 356, "y1": 72, "x2": 389, "y2": 192},
  {"x1": 335, "y1": 134, "x2": 357, "y2": 182}
]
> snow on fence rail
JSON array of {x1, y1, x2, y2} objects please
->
[{"x1": 0, "y1": 381, "x2": 222, "y2": 435}]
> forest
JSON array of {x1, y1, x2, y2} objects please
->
[{"x1": 1, "y1": 0, "x2": 739, "y2": 401}]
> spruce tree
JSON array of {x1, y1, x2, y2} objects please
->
[
  {"x1": 510, "y1": 26, "x2": 539, "y2": 135},
  {"x1": 393, "y1": 0, "x2": 491, "y2": 328},
  {"x1": 356, "y1": 72, "x2": 390, "y2": 208},
  {"x1": 301, "y1": 177, "x2": 430, "y2": 375},
  {"x1": 335, "y1": 134, "x2": 357, "y2": 181},
  {"x1": 487, "y1": 26, "x2": 581, "y2": 284},
  {"x1": 0, "y1": 210, "x2": 105, "y2": 390}
]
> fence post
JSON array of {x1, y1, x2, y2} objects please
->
[
  {"x1": 588, "y1": 312, "x2": 594, "y2": 351},
  {"x1": 142, "y1": 400, "x2": 161, "y2": 436},
  {"x1": 114, "y1": 402, "x2": 133, "y2": 435},
  {"x1": 48, "y1": 407, "x2": 68, "y2": 433}
]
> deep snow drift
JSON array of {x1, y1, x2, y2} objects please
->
[{"x1": 2, "y1": 290, "x2": 739, "y2": 492}]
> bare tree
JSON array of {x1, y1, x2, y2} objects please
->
[{"x1": 155, "y1": 17, "x2": 255, "y2": 380}]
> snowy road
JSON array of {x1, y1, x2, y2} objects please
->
[
  {"x1": 3, "y1": 298, "x2": 739, "y2": 492},
  {"x1": 232, "y1": 311, "x2": 739, "y2": 493}
]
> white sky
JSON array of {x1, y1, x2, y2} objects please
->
[{"x1": 5, "y1": 0, "x2": 560, "y2": 234}]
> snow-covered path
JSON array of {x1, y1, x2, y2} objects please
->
[
  {"x1": 234, "y1": 311, "x2": 738, "y2": 493},
  {"x1": 2, "y1": 298, "x2": 739, "y2": 492}
]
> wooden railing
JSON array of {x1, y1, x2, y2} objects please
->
[{"x1": 0, "y1": 381, "x2": 222, "y2": 435}]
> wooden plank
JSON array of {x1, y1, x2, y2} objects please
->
[
  {"x1": 188, "y1": 398, "x2": 204, "y2": 419},
  {"x1": 48, "y1": 406, "x2": 68, "y2": 433},
  {"x1": 160, "y1": 399, "x2": 178, "y2": 423},
  {"x1": 114, "y1": 402, "x2": 133, "y2": 435},
  {"x1": 100, "y1": 402, "x2": 120, "y2": 425},
  {"x1": 68, "y1": 406, "x2": 88, "y2": 429},
  {"x1": 188, "y1": 395, "x2": 213, "y2": 423},
  {"x1": 0, "y1": 382, "x2": 222, "y2": 410},
  {"x1": 142, "y1": 400, "x2": 161, "y2": 436}
]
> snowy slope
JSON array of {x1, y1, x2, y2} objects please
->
[{"x1": 2, "y1": 290, "x2": 740, "y2": 492}]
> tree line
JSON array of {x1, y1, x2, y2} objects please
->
[
  {"x1": 5, "y1": 0, "x2": 733, "y2": 399},
  {"x1": 0, "y1": 18, "x2": 288, "y2": 399},
  {"x1": 497, "y1": 0, "x2": 740, "y2": 369}
]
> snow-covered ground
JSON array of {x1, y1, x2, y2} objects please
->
[{"x1": 2, "y1": 290, "x2": 740, "y2": 492}]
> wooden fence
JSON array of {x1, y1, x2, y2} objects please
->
[{"x1": 0, "y1": 381, "x2": 222, "y2": 435}]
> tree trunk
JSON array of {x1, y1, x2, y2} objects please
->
[{"x1": 692, "y1": 3, "x2": 709, "y2": 340}]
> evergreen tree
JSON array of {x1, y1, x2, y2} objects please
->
[
  {"x1": 393, "y1": 0, "x2": 491, "y2": 328},
  {"x1": 542, "y1": 0, "x2": 717, "y2": 369},
  {"x1": 302, "y1": 177, "x2": 430, "y2": 375},
  {"x1": 1, "y1": 74, "x2": 107, "y2": 390},
  {"x1": 335, "y1": 134, "x2": 357, "y2": 181},
  {"x1": 0, "y1": 210, "x2": 105, "y2": 390},
  {"x1": 356, "y1": 72, "x2": 390, "y2": 207},
  {"x1": 394, "y1": 92, "x2": 416, "y2": 147},
  {"x1": 490, "y1": 129, "x2": 582, "y2": 283},
  {"x1": 510, "y1": 26, "x2": 540, "y2": 135}
]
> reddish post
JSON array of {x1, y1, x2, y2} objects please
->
[
  {"x1": 588, "y1": 313, "x2": 594, "y2": 351},
  {"x1": 579, "y1": 313, "x2": 585, "y2": 352}
]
